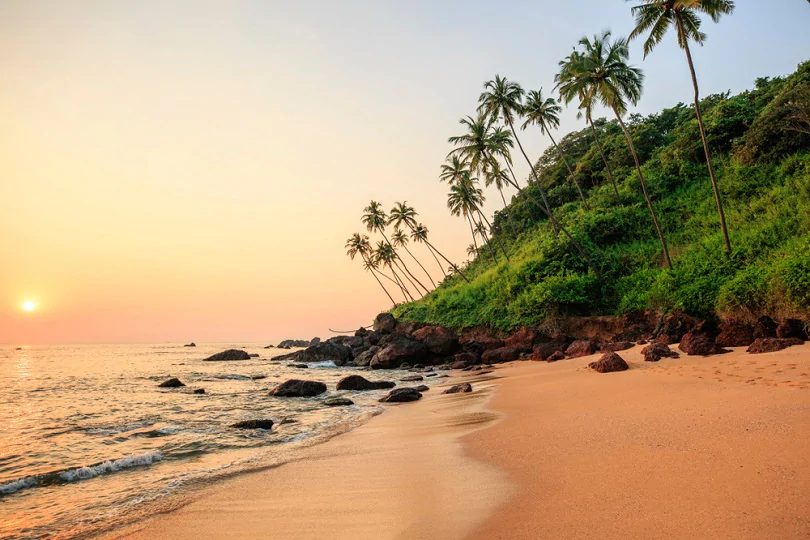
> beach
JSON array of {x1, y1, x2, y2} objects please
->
[{"x1": 105, "y1": 342, "x2": 810, "y2": 539}]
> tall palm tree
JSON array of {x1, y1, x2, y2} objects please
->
[
  {"x1": 447, "y1": 178, "x2": 497, "y2": 263},
  {"x1": 627, "y1": 0, "x2": 734, "y2": 256},
  {"x1": 521, "y1": 88, "x2": 589, "y2": 208},
  {"x1": 409, "y1": 222, "x2": 451, "y2": 280},
  {"x1": 374, "y1": 241, "x2": 415, "y2": 302},
  {"x1": 557, "y1": 52, "x2": 621, "y2": 204},
  {"x1": 345, "y1": 233, "x2": 397, "y2": 305},
  {"x1": 391, "y1": 228, "x2": 436, "y2": 288},
  {"x1": 482, "y1": 159, "x2": 519, "y2": 238},
  {"x1": 558, "y1": 30, "x2": 672, "y2": 270},
  {"x1": 477, "y1": 76, "x2": 564, "y2": 215},
  {"x1": 362, "y1": 201, "x2": 430, "y2": 295},
  {"x1": 388, "y1": 202, "x2": 454, "y2": 281}
]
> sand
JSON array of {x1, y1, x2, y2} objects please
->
[{"x1": 106, "y1": 343, "x2": 810, "y2": 539}]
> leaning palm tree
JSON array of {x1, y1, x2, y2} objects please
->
[
  {"x1": 409, "y1": 222, "x2": 450, "y2": 280},
  {"x1": 361, "y1": 201, "x2": 430, "y2": 295},
  {"x1": 558, "y1": 30, "x2": 672, "y2": 270},
  {"x1": 345, "y1": 233, "x2": 397, "y2": 305},
  {"x1": 466, "y1": 244, "x2": 478, "y2": 260},
  {"x1": 391, "y1": 228, "x2": 436, "y2": 288},
  {"x1": 374, "y1": 241, "x2": 415, "y2": 302},
  {"x1": 627, "y1": 0, "x2": 733, "y2": 256},
  {"x1": 521, "y1": 88, "x2": 589, "y2": 208},
  {"x1": 388, "y1": 201, "x2": 456, "y2": 282},
  {"x1": 447, "y1": 178, "x2": 497, "y2": 262}
]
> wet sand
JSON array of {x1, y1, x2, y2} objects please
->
[{"x1": 106, "y1": 343, "x2": 810, "y2": 539}]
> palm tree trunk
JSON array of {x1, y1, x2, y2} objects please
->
[
  {"x1": 402, "y1": 244, "x2": 436, "y2": 288},
  {"x1": 497, "y1": 186, "x2": 519, "y2": 239},
  {"x1": 389, "y1": 265, "x2": 415, "y2": 302},
  {"x1": 392, "y1": 258, "x2": 423, "y2": 298},
  {"x1": 680, "y1": 27, "x2": 732, "y2": 257},
  {"x1": 498, "y1": 155, "x2": 558, "y2": 235},
  {"x1": 547, "y1": 131, "x2": 588, "y2": 209},
  {"x1": 424, "y1": 239, "x2": 470, "y2": 283},
  {"x1": 613, "y1": 107, "x2": 673, "y2": 270},
  {"x1": 378, "y1": 266, "x2": 411, "y2": 302},
  {"x1": 475, "y1": 207, "x2": 510, "y2": 261},
  {"x1": 363, "y1": 259, "x2": 396, "y2": 305},
  {"x1": 425, "y1": 243, "x2": 448, "y2": 278},
  {"x1": 588, "y1": 118, "x2": 621, "y2": 205},
  {"x1": 469, "y1": 215, "x2": 496, "y2": 262},
  {"x1": 380, "y1": 231, "x2": 430, "y2": 295},
  {"x1": 505, "y1": 118, "x2": 558, "y2": 230}
]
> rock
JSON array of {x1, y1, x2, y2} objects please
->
[
  {"x1": 412, "y1": 326, "x2": 459, "y2": 356},
  {"x1": 636, "y1": 339, "x2": 648, "y2": 345},
  {"x1": 230, "y1": 419, "x2": 274, "y2": 429},
  {"x1": 353, "y1": 346, "x2": 380, "y2": 367},
  {"x1": 271, "y1": 379, "x2": 327, "y2": 397},
  {"x1": 373, "y1": 313, "x2": 397, "y2": 334},
  {"x1": 601, "y1": 341, "x2": 634, "y2": 352},
  {"x1": 451, "y1": 360, "x2": 470, "y2": 370},
  {"x1": 309, "y1": 337, "x2": 321, "y2": 346},
  {"x1": 481, "y1": 346, "x2": 520, "y2": 364},
  {"x1": 425, "y1": 373, "x2": 438, "y2": 377},
  {"x1": 412, "y1": 385, "x2": 430, "y2": 392},
  {"x1": 193, "y1": 388, "x2": 205, "y2": 394},
  {"x1": 355, "y1": 327, "x2": 370, "y2": 337},
  {"x1": 290, "y1": 363, "x2": 309, "y2": 368},
  {"x1": 452, "y1": 352, "x2": 480, "y2": 367},
  {"x1": 753, "y1": 316, "x2": 778, "y2": 339},
  {"x1": 336, "y1": 375, "x2": 396, "y2": 391},
  {"x1": 532, "y1": 342, "x2": 564, "y2": 361},
  {"x1": 565, "y1": 340, "x2": 597, "y2": 358},
  {"x1": 776, "y1": 319, "x2": 808, "y2": 340},
  {"x1": 442, "y1": 383, "x2": 472, "y2": 394},
  {"x1": 203, "y1": 349, "x2": 251, "y2": 362},
  {"x1": 746, "y1": 337, "x2": 804, "y2": 354},
  {"x1": 370, "y1": 337, "x2": 428, "y2": 369},
  {"x1": 715, "y1": 320, "x2": 755, "y2": 348},
  {"x1": 504, "y1": 327, "x2": 539, "y2": 352},
  {"x1": 399, "y1": 362, "x2": 412, "y2": 370},
  {"x1": 395, "y1": 320, "x2": 420, "y2": 335},
  {"x1": 298, "y1": 342, "x2": 353, "y2": 366},
  {"x1": 277, "y1": 339, "x2": 311, "y2": 348},
  {"x1": 264, "y1": 344, "x2": 275, "y2": 349},
  {"x1": 184, "y1": 342, "x2": 196, "y2": 347},
  {"x1": 679, "y1": 331, "x2": 723, "y2": 356},
  {"x1": 249, "y1": 353, "x2": 260, "y2": 358},
  {"x1": 653, "y1": 312, "x2": 698, "y2": 344},
  {"x1": 324, "y1": 398, "x2": 354, "y2": 407},
  {"x1": 642, "y1": 342, "x2": 680, "y2": 362},
  {"x1": 251, "y1": 374, "x2": 267, "y2": 380},
  {"x1": 279, "y1": 417, "x2": 297, "y2": 425},
  {"x1": 547, "y1": 350, "x2": 565, "y2": 362},
  {"x1": 158, "y1": 378, "x2": 185, "y2": 388},
  {"x1": 379, "y1": 388, "x2": 422, "y2": 403},
  {"x1": 589, "y1": 352, "x2": 629, "y2": 373},
  {"x1": 400, "y1": 375, "x2": 424, "y2": 382}
]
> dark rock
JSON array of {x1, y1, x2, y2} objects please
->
[
  {"x1": 453, "y1": 352, "x2": 480, "y2": 367},
  {"x1": 400, "y1": 375, "x2": 423, "y2": 382},
  {"x1": 379, "y1": 388, "x2": 422, "y2": 403},
  {"x1": 442, "y1": 383, "x2": 472, "y2": 394},
  {"x1": 601, "y1": 341, "x2": 634, "y2": 352},
  {"x1": 746, "y1": 337, "x2": 804, "y2": 354},
  {"x1": 271, "y1": 379, "x2": 327, "y2": 397},
  {"x1": 412, "y1": 385, "x2": 430, "y2": 392},
  {"x1": 679, "y1": 331, "x2": 723, "y2": 356},
  {"x1": 336, "y1": 375, "x2": 396, "y2": 391},
  {"x1": 753, "y1": 316, "x2": 778, "y2": 339},
  {"x1": 459, "y1": 331, "x2": 505, "y2": 354},
  {"x1": 395, "y1": 320, "x2": 420, "y2": 335},
  {"x1": 451, "y1": 360, "x2": 470, "y2": 370},
  {"x1": 412, "y1": 326, "x2": 459, "y2": 356},
  {"x1": 715, "y1": 320, "x2": 755, "y2": 348},
  {"x1": 641, "y1": 342, "x2": 680, "y2": 362},
  {"x1": 279, "y1": 417, "x2": 298, "y2": 425},
  {"x1": 158, "y1": 378, "x2": 185, "y2": 388},
  {"x1": 368, "y1": 331, "x2": 382, "y2": 345},
  {"x1": 425, "y1": 373, "x2": 438, "y2": 377},
  {"x1": 565, "y1": 340, "x2": 597, "y2": 358},
  {"x1": 532, "y1": 342, "x2": 564, "y2": 361},
  {"x1": 277, "y1": 339, "x2": 311, "y2": 348},
  {"x1": 355, "y1": 327, "x2": 370, "y2": 337},
  {"x1": 373, "y1": 313, "x2": 397, "y2": 334},
  {"x1": 776, "y1": 319, "x2": 808, "y2": 340},
  {"x1": 230, "y1": 419, "x2": 274, "y2": 429},
  {"x1": 636, "y1": 339, "x2": 648, "y2": 345},
  {"x1": 249, "y1": 353, "x2": 260, "y2": 358},
  {"x1": 299, "y1": 342, "x2": 353, "y2": 366},
  {"x1": 547, "y1": 350, "x2": 565, "y2": 362},
  {"x1": 264, "y1": 344, "x2": 275, "y2": 349},
  {"x1": 290, "y1": 363, "x2": 309, "y2": 368},
  {"x1": 481, "y1": 346, "x2": 520, "y2": 364},
  {"x1": 324, "y1": 398, "x2": 354, "y2": 407},
  {"x1": 193, "y1": 388, "x2": 205, "y2": 394},
  {"x1": 504, "y1": 327, "x2": 539, "y2": 352},
  {"x1": 203, "y1": 349, "x2": 251, "y2": 362},
  {"x1": 399, "y1": 362, "x2": 412, "y2": 370},
  {"x1": 354, "y1": 346, "x2": 380, "y2": 367},
  {"x1": 309, "y1": 337, "x2": 321, "y2": 346},
  {"x1": 653, "y1": 312, "x2": 698, "y2": 345},
  {"x1": 251, "y1": 374, "x2": 267, "y2": 380},
  {"x1": 370, "y1": 337, "x2": 428, "y2": 369},
  {"x1": 589, "y1": 352, "x2": 629, "y2": 373},
  {"x1": 184, "y1": 342, "x2": 196, "y2": 347}
]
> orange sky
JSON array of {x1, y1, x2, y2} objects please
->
[{"x1": 2, "y1": 2, "x2": 806, "y2": 344}]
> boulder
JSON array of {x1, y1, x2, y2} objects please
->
[
  {"x1": 412, "y1": 326, "x2": 459, "y2": 356},
  {"x1": 249, "y1": 353, "x2": 260, "y2": 358},
  {"x1": 565, "y1": 340, "x2": 597, "y2": 358},
  {"x1": 158, "y1": 378, "x2": 185, "y2": 388},
  {"x1": 277, "y1": 339, "x2": 311, "y2": 349},
  {"x1": 715, "y1": 320, "x2": 755, "y2": 348},
  {"x1": 642, "y1": 342, "x2": 680, "y2": 362},
  {"x1": 324, "y1": 398, "x2": 354, "y2": 407},
  {"x1": 746, "y1": 337, "x2": 804, "y2": 354},
  {"x1": 532, "y1": 342, "x2": 565, "y2": 361},
  {"x1": 193, "y1": 388, "x2": 205, "y2": 394},
  {"x1": 299, "y1": 342, "x2": 353, "y2": 366},
  {"x1": 452, "y1": 352, "x2": 481, "y2": 368},
  {"x1": 355, "y1": 327, "x2": 370, "y2": 337},
  {"x1": 753, "y1": 316, "x2": 778, "y2": 339},
  {"x1": 395, "y1": 320, "x2": 420, "y2": 335},
  {"x1": 373, "y1": 313, "x2": 397, "y2": 334},
  {"x1": 203, "y1": 349, "x2": 251, "y2": 362},
  {"x1": 653, "y1": 312, "x2": 698, "y2": 345},
  {"x1": 776, "y1": 319, "x2": 808, "y2": 340},
  {"x1": 504, "y1": 327, "x2": 540, "y2": 352},
  {"x1": 679, "y1": 330, "x2": 724, "y2": 356},
  {"x1": 400, "y1": 375, "x2": 424, "y2": 382},
  {"x1": 589, "y1": 352, "x2": 629, "y2": 373},
  {"x1": 183, "y1": 342, "x2": 196, "y2": 347},
  {"x1": 353, "y1": 346, "x2": 380, "y2": 367},
  {"x1": 290, "y1": 363, "x2": 309, "y2": 368},
  {"x1": 264, "y1": 344, "x2": 275, "y2": 349},
  {"x1": 481, "y1": 346, "x2": 520, "y2": 364},
  {"x1": 271, "y1": 379, "x2": 327, "y2": 397},
  {"x1": 412, "y1": 385, "x2": 430, "y2": 392},
  {"x1": 442, "y1": 383, "x2": 473, "y2": 394},
  {"x1": 370, "y1": 338, "x2": 428, "y2": 369},
  {"x1": 336, "y1": 375, "x2": 396, "y2": 391},
  {"x1": 230, "y1": 419, "x2": 274, "y2": 429},
  {"x1": 601, "y1": 341, "x2": 634, "y2": 352},
  {"x1": 547, "y1": 350, "x2": 565, "y2": 362},
  {"x1": 379, "y1": 388, "x2": 422, "y2": 403},
  {"x1": 251, "y1": 374, "x2": 267, "y2": 380}
]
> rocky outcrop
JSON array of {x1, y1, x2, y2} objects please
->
[
  {"x1": 400, "y1": 375, "x2": 424, "y2": 382},
  {"x1": 776, "y1": 319, "x2": 808, "y2": 340},
  {"x1": 589, "y1": 352, "x2": 629, "y2": 373},
  {"x1": 193, "y1": 388, "x2": 205, "y2": 394},
  {"x1": 299, "y1": 342, "x2": 353, "y2": 366},
  {"x1": 715, "y1": 320, "x2": 755, "y2": 347},
  {"x1": 370, "y1": 336, "x2": 428, "y2": 369},
  {"x1": 395, "y1": 320, "x2": 420, "y2": 335},
  {"x1": 324, "y1": 398, "x2": 354, "y2": 407},
  {"x1": 504, "y1": 327, "x2": 539, "y2": 352},
  {"x1": 601, "y1": 341, "x2": 634, "y2": 352},
  {"x1": 653, "y1": 312, "x2": 698, "y2": 344},
  {"x1": 451, "y1": 352, "x2": 480, "y2": 369},
  {"x1": 158, "y1": 377, "x2": 185, "y2": 388},
  {"x1": 565, "y1": 340, "x2": 597, "y2": 358},
  {"x1": 379, "y1": 388, "x2": 422, "y2": 403},
  {"x1": 679, "y1": 330, "x2": 723, "y2": 356},
  {"x1": 183, "y1": 342, "x2": 196, "y2": 347},
  {"x1": 353, "y1": 346, "x2": 380, "y2": 367},
  {"x1": 746, "y1": 337, "x2": 804, "y2": 354},
  {"x1": 547, "y1": 350, "x2": 565, "y2": 362},
  {"x1": 532, "y1": 341, "x2": 567, "y2": 361},
  {"x1": 481, "y1": 346, "x2": 520, "y2": 364},
  {"x1": 230, "y1": 419, "x2": 274, "y2": 429},
  {"x1": 411, "y1": 326, "x2": 459, "y2": 356},
  {"x1": 277, "y1": 339, "x2": 311, "y2": 349},
  {"x1": 203, "y1": 349, "x2": 251, "y2": 361},
  {"x1": 459, "y1": 329, "x2": 505, "y2": 354},
  {"x1": 442, "y1": 383, "x2": 472, "y2": 394},
  {"x1": 373, "y1": 313, "x2": 397, "y2": 334},
  {"x1": 642, "y1": 342, "x2": 680, "y2": 362},
  {"x1": 336, "y1": 375, "x2": 395, "y2": 391},
  {"x1": 271, "y1": 379, "x2": 327, "y2": 397},
  {"x1": 753, "y1": 316, "x2": 778, "y2": 339}
]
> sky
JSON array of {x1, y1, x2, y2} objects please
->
[{"x1": 1, "y1": 0, "x2": 808, "y2": 344}]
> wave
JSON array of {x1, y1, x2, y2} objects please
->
[{"x1": 0, "y1": 451, "x2": 164, "y2": 496}]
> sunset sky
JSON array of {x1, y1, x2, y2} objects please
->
[{"x1": 1, "y1": 1, "x2": 808, "y2": 344}]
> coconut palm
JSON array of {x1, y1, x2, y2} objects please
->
[
  {"x1": 447, "y1": 177, "x2": 497, "y2": 263},
  {"x1": 362, "y1": 201, "x2": 430, "y2": 295},
  {"x1": 558, "y1": 30, "x2": 672, "y2": 270},
  {"x1": 466, "y1": 244, "x2": 478, "y2": 259},
  {"x1": 521, "y1": 88, "x2": 589, "y2": 208},
  {"x1": 345, "y1": 233, "x2": 397, "y2": 304},
  {"x1": 409, "y1": 222, "x2": 448, "y2": 279},
  {"x1": 388, "y1": 202, "x2": 454, "y2": 282},
  {"x1": 391, "y1": 228, "x2": 436, "y2": 288},
  {"x1": 374, "y1": 241, "x2": 415, "y2": 302},
  {"x1": 557, "y1": 51, "x2": 621, "y2": 204},
  {"x1": 627, "y1": 0, "x2": 734, "y2": 256}
]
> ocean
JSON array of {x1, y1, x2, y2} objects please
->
[{"x1": 0, "y1": 343, "x2": 412, "y2": 539}]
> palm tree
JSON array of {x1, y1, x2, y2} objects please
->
[
  {"x1": 362, "y1": 201, "x2": 430, "y2": 295},
  {"x1": 374, "y1": 241, "x2": 415, "y2": 302},
  {"x1": 557, "y1": 51, "x2": 622, "y2": 204},
  {"x1": 466, "y1": 244, "x2": 478, "y2": 260},
  {"x1": 477, "y1": 76, "x2": 564, "y2": 215},
  {"x1": 627, "y1": 0, "x2": 734, "y2": 256},
  {"x1": 391, "y1": 228, "x2": 436, "y2": 288},
  {"x1": 482, "y1": 159, "x2": 519, "y2": 238},
  {"x1": 410, "y1": 222, "x2": 448, "y2": 279},
  {"x1": 388, "y1": 201, "x2": 454, "y2": 282},
  {"x1": 558, "y1": 30, "x2": 672, "y2": 270},
  {"x1": 345, "y1": 233, "x2": 397, "y2": 305},
  {"x1": 447, "y1": 178, "x2": 497, "y2": 263},
  {"x1": 521, "y1": 88, "x2": 589, "y2": 208}
]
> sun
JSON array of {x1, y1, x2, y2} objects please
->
[{"x1": 22, "y1": 301, "x2": 37, "y2": 312}]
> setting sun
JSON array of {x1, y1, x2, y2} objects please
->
[{"x1": 22, "y1": 300, "x2": 37, "y2": 312}]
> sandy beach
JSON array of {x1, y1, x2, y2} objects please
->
[{"x1": 107, "y1": 343, "x2": 810, "y2": 539}]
